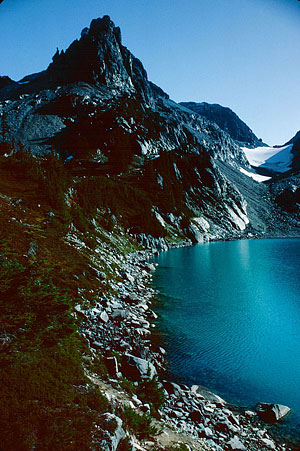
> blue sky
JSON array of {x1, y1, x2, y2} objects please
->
[{"x1": 0, "y1": 0, "x2": 299, "y2": 145}]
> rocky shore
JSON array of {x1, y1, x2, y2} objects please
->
[{"x1": 75, "y1": 238, "x2": 295, "y2": 451}]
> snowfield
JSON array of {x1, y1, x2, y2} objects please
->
[
  {"x1": 239, "y1": 168, "x2": 271, "y2": 182},
  {"x1": 242, "y1": 144, "x2": 294, "y2": 173}
]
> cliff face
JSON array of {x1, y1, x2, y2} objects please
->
[
  {"x1": 0, "y1": 16, "x2": 164, "y2": 105},
  {"x1": 45, "y1": 16, "x2": 156, "y2": 104}
]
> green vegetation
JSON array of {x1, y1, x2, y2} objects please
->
[
  {"x1": 136, "y1": 377, "x2": 165, "y2": 415},
  {"x1": 164, "y1": 445, "x2": 191, "y2": 451},
  {"x1": 0, "y1": 128, "x2": 190, "y2": 448},
  {"x1": 0, "y1": 148, "x2": 114, "y2": 449},
  {"x1": 74, "y1": 176, "x2": 165, "y2": 236},
  {"x1": 121, "y1": 406, "x2": 159, "y2": 439}
]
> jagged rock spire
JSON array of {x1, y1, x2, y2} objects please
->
[{"x1": 46, "y1": 15, "x2": 153, "y2": 102}]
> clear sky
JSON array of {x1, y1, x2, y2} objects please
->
[{"x1": 0, "y1": 0, "x2": 299, "y2": 145}]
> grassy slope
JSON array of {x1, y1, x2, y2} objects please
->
[
  {"x1": 0, "y1": 143, "x2": 213, "y2": 450},
  {"x1": 0, "y1": 154, "x2": 108, "y2": 449}
]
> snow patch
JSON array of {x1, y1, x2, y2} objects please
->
[
  {"x1": 240, "y1": 168, "x2": 271, "y2": 182},
  {"x1": 242, "y1": 144, "x2": 293, "y2": 173}
]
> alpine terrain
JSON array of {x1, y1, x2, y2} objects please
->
[{"x1": 0, "y1": 15, "x2": 299, "y2": 451}]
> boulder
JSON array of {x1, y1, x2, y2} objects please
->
[
  {"x1": 122, "y1": 293, "x2": 139, "y2": 304},
  {"x1": 189, "y1": 410, "x2": 203, "y2": 422},
  {"x1": 214, "y1": 421, "x2": 229, "y2": 434},
  {"x1": 100, "y1": 310, "x2": 109, "y2": 323},
  {"x1": 204, "y1": 427, "x2": 213, "y2": 437},
  {"x1": 121, "y1": 354, "x2": 156, "y2": 381},
  {"x1": 256, "y1": 403, "x2": 290, "y2": 423},
  {"x1": 161, "y1": 380, "x2": 182, "y2": 396},
  {"x1": 111, "y1": 309, "x2": 129, "y2": 320},
  {"x1": 97, "y1": 413, "x2": 125, "y2": 451},
  {"x1": 227, "y1": 436, "x2": 246, "y2": 451},
  {"x1": 191, "y1": 385, "x2": 226, "y2": 404},
  {"x1": 261, "y1": 438, "x2": 276, "y2": 449},
  {"x1": 125, "y1": 272, "x2": 135, "y2": 284}
]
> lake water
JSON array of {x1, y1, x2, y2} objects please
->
[{"x1": 151, "y1": 238, "x2": 300, "y2": 440}]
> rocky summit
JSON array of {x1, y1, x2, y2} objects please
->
[{"x1": 0, "y1": 15, "x2": 300, "y2": 451}]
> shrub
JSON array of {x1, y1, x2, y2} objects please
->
[
  {"x1": 86, "y1": 387, "x2": 109, "y2": 412},
  {"x1": 39, "y1": 152, "x2": 70, "y2": 216},
  {"x1": 75, "y1": 176, "x2": 165, "y2": 236},
  {"x1": 121, "y1": 406, "x2": 158, "y2": 439},
  {"x1": 0, "y1": 338, "x2": 90, "y2": 450},
  {"x1": 136, "y1": 377, "x2": 165, "y2": 414},
  {"x1": 1, "y1": 145, "x2": 42, "y2": 180}
]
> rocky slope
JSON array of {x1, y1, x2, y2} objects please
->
[
  {"x1": 179, "y1": 102, "x2": 266, "y2": 148},
  {"x1": 1, "y1": 16, "x2": 298, "y2": 244},
  {"x1": 284, "y1": 130, "x2": 300, "y2": 147},
  {"x1": 1, "y1": 14, "x2": 300, "y2": 451}
]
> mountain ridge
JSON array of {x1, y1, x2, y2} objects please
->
[
  {"x1": 0, "y1": 15, "x2": 300, "y2": 450},
  {"x1": 180, "y1": 101, "x2": 266, "y2": 148},
  {"x1": 1, "y1": 15, "x2": 299, "y2": 240}
]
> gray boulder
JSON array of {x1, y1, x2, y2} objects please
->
[
  {"x1": 100, "y1": 310, "x2": 109, "y2": 323},
  {"x1": 191, "y1": 385, "x2": 226, "y2": 404},
  {"x1": 96, "y1": 413, "x2": 125, "y2": 451},
  {"x1": 256, "y1": 403, "x2": 290, "y2": 423},
  {"x1": 162, "y1": 380, "x2": 182, "y2": 396},
  {"x1": 227, "y1": 436, "x2": 246, "y2": 451},
  {"x1": 121, "y1": 354, "x2": 156, "y2": 381},
  {"x1": 111, "y1": 309, "x2": 129, "y2": 320}
]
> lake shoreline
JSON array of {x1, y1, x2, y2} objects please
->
[{"x1": 149, "y1": 235, "x2": 300, "y2": 450}]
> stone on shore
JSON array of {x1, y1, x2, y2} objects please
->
[
  {"x1": 98, "y1": 413, "x2": 125, "y2": 451},
  {"x1": 121, "y1": 354, "x2": 157, "y2": 381},
  {"x1": 162, "y1": 380, "x2": 183, "y2": 396},
  {"x1": 228, "y1": 436, "x2": 246, "y2": 450},
  {"x1": 191, "y1": 385, "x2": 226, "y2": 404},
  {"x1": 256, "y1": 403, "x2": 291, "y2": 423}
]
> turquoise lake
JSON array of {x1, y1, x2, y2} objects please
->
[{"x1": 151, "y1": 238, "x2": 300, "y2": 439}]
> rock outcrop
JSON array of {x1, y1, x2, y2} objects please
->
[
  {"x1": 121, "y1": 354, "x2": 157, "y2": 381},
  {"x1": 256, "y1": 403, "x2": 291, "y2": 423}
]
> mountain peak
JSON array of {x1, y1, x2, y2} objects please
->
[
  {"x1": 0, "y1": 16, "x2": 167, "y2": 104},
  {"x1": 88, "y1": 15, "x2": 121, "y2": 41},
  {"x1": 44, "y1": 15, "x2": 157, "y2": 102},
  {"x1": 47, "y1": 16, "x2": 125, "y2": 84}
]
